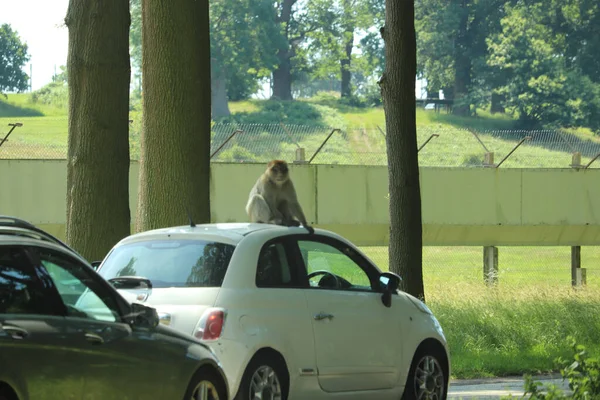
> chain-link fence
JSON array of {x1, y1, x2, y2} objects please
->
[
  {"x1": 358, "y1": 246, "x2": 600, "y2": 288},
  {"x1": 2, "y1": 120, "x2": 600, "y2": 168}
]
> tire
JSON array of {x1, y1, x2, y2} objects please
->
[
  {"x1": 234, "y1": 353, "x2": 289, "y2": 400},
  {"x1": 184, "y1": 366, "x2": 227, "y2": 400},
  {"x1": 401, "y1": 346, "x2": 448, "y2": 400}
]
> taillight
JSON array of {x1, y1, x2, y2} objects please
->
[{"x1": 193, "y1": 308, "x2": 227, "y2": 341}]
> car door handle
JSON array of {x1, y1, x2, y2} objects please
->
[
  {"x1": 0, "y1": 323, "x2": 29, "y2": 340},
  {"x1": 313, "y1": 312, "x2": 334, "y2": 321},
  {"x1": 84, "y1": 332, "x2": 105, "y2": 345}
]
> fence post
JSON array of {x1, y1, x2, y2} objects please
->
[
  {"x1": 483, "y1": 152, "x2": 495, "y2": 167},
  {"x1": 569, "y1": 155, "x2": 586, "y2": 286},
  {"x1": 294, "y1": 148, "x2": 306, "y2": 164},
  {"x1": 570, "y1": 152, "x2": 582, "y2": 168},
  {"x1": 483, "y1": 246, "x2": 498, "y2": 286}
]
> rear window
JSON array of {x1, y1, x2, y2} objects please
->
[{"x1": 98, "y1": 240, "x2": 235, "y2": 288}]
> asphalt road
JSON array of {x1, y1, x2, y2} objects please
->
[{"x1": 448, "y1": 374, "x2": 571, "y2": 399}]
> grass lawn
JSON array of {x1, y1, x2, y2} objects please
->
[{"x1": 4, "y1": 93, "x2": 600, "y2": 168}]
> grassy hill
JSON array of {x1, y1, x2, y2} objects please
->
[{"x1": 2, "y1": 92, "x2": 600, "y2": 167}]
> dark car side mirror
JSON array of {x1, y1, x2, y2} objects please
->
[
  {"x1": 379, "y1": 272, "x2": 402, "y2": 308},
  {"x1": 126, "y1": 303, "x2": 160, "y2": 329}
]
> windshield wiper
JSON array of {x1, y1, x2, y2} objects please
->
[{"x1": 108, "y1": 276, "x2": 153, "y2": 290}]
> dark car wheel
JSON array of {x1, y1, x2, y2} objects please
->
[
  {"x1": 184, "y1": 366, "x2": 227, "y2": 400},
  {"x1": 402, "y1": 346, "x2": 448, "y2": 400},
  {"x1": 235, "y1": 353, "x2": 289, "y2": 400}
]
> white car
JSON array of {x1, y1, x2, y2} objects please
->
[{"x1": 96, "y1": 223, "x2": 450, "y2": 400}]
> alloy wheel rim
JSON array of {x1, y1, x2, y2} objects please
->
[
  {"x1": 191, "y1": 380, "x2": 220, "y2": 400},
  {"x1": 414, "y1": 355, "x2": 445, "y2": 400},
  {"x1": 249, "y1": 365, "x2": 282, "y2": 400}
]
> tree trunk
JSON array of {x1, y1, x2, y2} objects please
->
[
  {"x1": 340, "y1": 31, "x2": 354, "y2": 98},
  {"x1": 272, "y1": 54, "x2": 293, "y2": 100},
  {"x1": 65, "y1": 0, "x2": 131, "y2": 261},
  {"x1": 452, "y1": 0, "x2": 471, "y2": 117},
  {"x1": 490, "y1": 91, "x2": 505, "y2": 114},
  {"x1": 211, "y1": 67, "x2": 230, "y2": 118},
  {"x1": 137, "y1": 0, "x2": 211, "y2": 232},
  {"x1": 271, "y1": 0, "x2": 296, "y2": 101},
  {"x1": 380, "y1": 1, "x2": 424, "y2": 301}
]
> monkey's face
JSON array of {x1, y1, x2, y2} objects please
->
[{"x1": 268, "y1": 161, "x2": 289, "y2": 184}]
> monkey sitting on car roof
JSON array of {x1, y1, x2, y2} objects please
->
[{"x1": 245, "y1": 160, "x2": 314, "y2": 234}]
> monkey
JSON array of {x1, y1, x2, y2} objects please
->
[{"x1": 245, "y1": 160, "x2": 314, "y2": 234}]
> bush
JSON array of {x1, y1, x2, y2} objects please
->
[
  {"x1": 30, "y1": 81, "x2": 68, "y2": 109},
  {"x1": 513, "y1": 337, "x2": 600, "y2": 400}
]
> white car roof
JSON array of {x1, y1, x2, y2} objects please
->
[{"x1": 114, "y1": 222, "x2": 327, "y2": 247}]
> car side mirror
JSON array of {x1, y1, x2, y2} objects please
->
[
  {"x1": 379, "y1": 272, "x2": 402, "y2": 308},
  {"x1": 127, "y1": 303, "x2": 160, "y2": 329},
  {"x1": 90, "y1": 261, "x2": 102, "y2": 270}
]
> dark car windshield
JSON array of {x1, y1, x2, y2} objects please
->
[{"x1": 98, "y1": 239, "x2": 235, "y2": 288}]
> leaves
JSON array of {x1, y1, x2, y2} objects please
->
[{"x1": 0, "y1": 24, "x2": 30, "y2": 93}]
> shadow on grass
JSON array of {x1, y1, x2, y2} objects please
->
[{"x1": 0, "y1": 97, "x2": 44, "y2": 117}]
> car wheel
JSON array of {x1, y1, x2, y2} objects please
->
[
  {"x1": 184, "y1": 366, "x2": 227, "y2": 400},
  {"x1": 401, "y1": 346, "x2": 447, "y2": 400},
  {"x1": 235, "y1": 353, "x2": 289, "y2": 400}
]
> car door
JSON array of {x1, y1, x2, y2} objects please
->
[
  {"x1": 292, "y1": 236, "x2": 401, "y2": 393},
  {"x1": 0, "y1": 245, "x2": 84, "y2": 400},
  {"x1": 28, "y1": 246, "x2": 185, "y2": 400}
]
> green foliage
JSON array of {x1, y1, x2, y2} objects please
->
[
  {"x1": 215, "y1": 100, "x2": 345, "y2": 128},
  {"x1": 0, "y1": 24, "x2": 30, "y2": 94},
  {"x1": 30, "y1": 81, "x2": 69, "y2": 110},
  {"x1": 515, "y1": 338, "x2": 600, "y2": 399}
]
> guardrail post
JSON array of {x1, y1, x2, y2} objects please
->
[
  {"x1": 483, "y1": 246, "x2": 499, "y2": 286},
  {"x1": 571, "y1": 246, "x2": 586, "y2": 287}
]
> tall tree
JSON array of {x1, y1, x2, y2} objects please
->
[
  {"x1": 136, "y1": 0, "x2": 211, "y2": 231},
  {"x1": 272, "y1": 0, "x2": 300, "y2": 100},
  {"x1": 129, "y1": 0, "x2": 279, "y2": 118},
  {"x1": 210, "y1": 0, "x2": 280, "y2": 117},
  {"x1": 305, "y1": 0, "x2": 376, "y2": 98},
  {"x1": 0, "y1": 24, "x2": 30, "y2": 94},
  {"x1": 487, "y1": 0, "x2": 600, "y2": 130},
  {"x1": 64, "y1": 0, "x2": 131, "y2": 261},
  {"x1": 380, "y1": 0, "x2": 424, "y2": 300}
]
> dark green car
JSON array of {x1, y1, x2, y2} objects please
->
[{"x1": 0, "y1": 216, "x2": 228, "y2": 400}]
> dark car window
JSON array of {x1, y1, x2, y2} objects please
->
[
  {"x1": 0, "y1": 246, "x2": 57, "y2": 315},
  {"x1": 99, "y1": 240, "x2": 236, "y2": 288},
  {"x1": 256, "y1": 242, "x2": 294, "y2": 288},
  {"x1": 30, "y1": 248, "x2": 122, "y2": 322}
]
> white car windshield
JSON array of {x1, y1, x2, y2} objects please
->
[{"x1": 98, "y1": 240, "x2": 235, "y2": 288}]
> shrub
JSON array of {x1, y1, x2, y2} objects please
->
[{"x1": 512, "y1": 337, "x2": 600, "y2": 400}]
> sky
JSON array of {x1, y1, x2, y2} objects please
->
[{"x1": 1, "y1": 0, "x2": 70, "y2": 91}]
